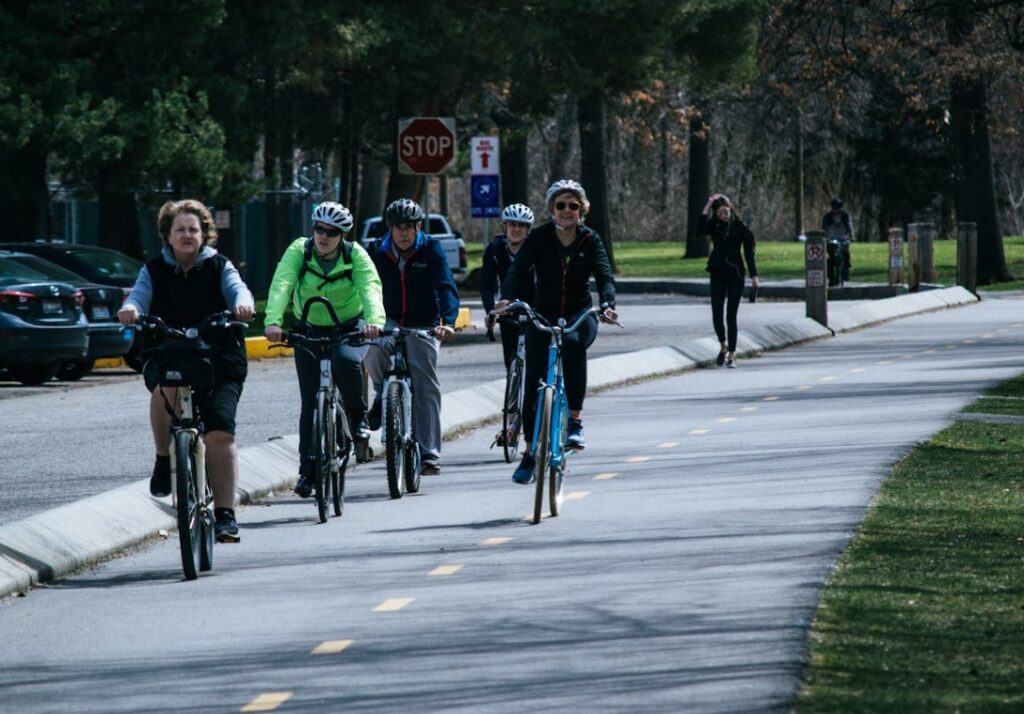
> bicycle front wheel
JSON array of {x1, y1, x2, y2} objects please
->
[
  {"x1": 502, "y1": 357, "x2": 524, "y2": 464},
  {"x1": 385, "y1": 381, "x2": 406, "y2": 499},
  {"x1": 533, "y1": 387, "x2": 553, "y2": 525},
  {"x1": 333, "y1": 389, "x2": 349, "y2": 517},
  {"x1": 174, "y1": 431, "x2": 201, "y2": 580},
  {"x1": 313, "y1": 391, "x2": 330, "y2": 523},
  {"x1": 549, "y1": 395, "x2": 569, "y2": 517}
]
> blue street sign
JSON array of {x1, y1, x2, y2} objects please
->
[{"x1": 471, "y1": 175, "x2": 500, "y2": 218}]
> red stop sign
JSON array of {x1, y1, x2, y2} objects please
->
[{"x1": 398, "y1": 117, "x2": 456, "y2": 175}]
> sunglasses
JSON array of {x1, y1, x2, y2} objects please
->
[
  {"x1": 555, "y1": 201, "x2": 581, "y2": 212},
  {"x1": 313, "y1": 225, "x2": 342, "y2": 238}
]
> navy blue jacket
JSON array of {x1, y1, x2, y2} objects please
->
[{"x1": 367, "y1": 231, "x2": 459, "y2": 327}]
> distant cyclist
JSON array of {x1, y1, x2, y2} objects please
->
[
  {"x1": 497, "y1": 179, "x2": 616, "y2": 484},
  {"x1": 822, "y1": 197, "x2": 854, "y2": 286},
  {"x1": 482, "y1": 203, "x2": 535, "y2": 369},
  {"x1": 364, "y1": 198, "x2": 460, "y2": 476},
  {"x1": 264, "y1": 202, "x2": 386, "y2": 498}
]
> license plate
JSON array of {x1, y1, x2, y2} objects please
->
[
  {"x1": 43, "y1": 298, "x2": 62, "y2": 314},
  {"x1": 91, "y1": 305, "x2": 110, "y2": 319}
]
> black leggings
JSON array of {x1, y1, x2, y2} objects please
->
[
  {"x1": 710, "y1": 271, "x2": 745, "y2": 352},
  {"x1": 498, "y1": 317, "x2": 523, "y2": 370},
  {"x1": 522, "y1": 313, "x2": 598, "y2": 445}
]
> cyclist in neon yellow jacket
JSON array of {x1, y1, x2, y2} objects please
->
[{"x1": 264, "y1": 202, "x2": 386, "y2": 497}]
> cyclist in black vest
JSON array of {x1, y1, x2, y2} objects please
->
[
  {"x1": 497, "y1": 179, "x2": 617, "y2": 485},
  {"x1": 481, "y1": 203, "x2": 535, "y2": 369},
  {"x1": 264, "y1": 202, "x2": 386, "y2": 497},
  {"x1": 119, "y1": 200, "x2": 254, "y2": 542}
]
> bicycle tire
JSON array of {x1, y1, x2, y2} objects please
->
[
  {"x1": 533, "y1": 387, "x2": 553, "y2": 524},
  {"x1": 405, "y1": 439, "x2": 421, "y2": 493},
  {"x1": 385, "y1": 381, "x2": 406, "y2": 499},
  {"x1": 314, "y1": 391, "x2": 330, "y2": 523},
  {"x1": 174, "y1": 430, "x2": 201, "y2": 580},
  {"x1": 333, "y1": 389, "x2": 349, "y2": 517},
  {"x1": 549, "y1": 395, "x2": 569, "y2": 517},
  {"x1": 199, "y1": 479, "x2": 214, "y2": 572},
  {"x1": 502, "y1": 358, "x2": 524, "y2": 464}
]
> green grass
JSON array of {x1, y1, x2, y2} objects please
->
[
  {"x1": 795, "y1": 373, "x2": 1024, "y2": 713},
  {"x1": 963, "y1": 373, "x2": 1024, "y2": 418}
]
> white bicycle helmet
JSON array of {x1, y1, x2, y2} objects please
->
[
  {"x1": 545, "y1": 179, "x2": 586, "y2": 206},
  {"x1": 311, "y1": 202, "x2": 354, "y2": 232},
  {"x1": 501, "y1": 203, "x2": 534, "y2": 225}
]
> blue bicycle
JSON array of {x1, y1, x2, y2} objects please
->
[{"x1": 498, "y1": 301, "x2": 620, "y2": 524}]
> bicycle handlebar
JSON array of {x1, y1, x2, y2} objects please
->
[
  {"x1": 282, "y1": 328, "x2": 366, "y2": 350},
  {"x1": 138, "y1": 310, "x2": 247, "y2": 339},
  {"x1": 297, "y1": 295, "x2": 345, "y2": 327},
  {"x1": 493, "y1": 300, "x2": 622, "y2": 333}
]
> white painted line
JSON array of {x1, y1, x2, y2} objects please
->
[
  {"x1": 429, "y1": 565, "x2": 463, "y2": 576},
  {"x1": 565, "y1": 491, "x2": 590, "y2": 501},
  {"x1": 689, "y1": 428, "x2": 710, "y2": 435},
  {"x1": 656, "y1": 441, "x2": 679, "y2": 448},
  {"x1": 593, "y1": 472, "x2": 620, "y2": 480},
  {"x1": 373, "y1": 598, "x2": 414, "y2": 612},
  {"x1": 311, "y1": 640, "x2": 353, "y2": 655},
  {"x1": 241, "y1": 692, "x2": 293, "y2": 712},
  {"x1": 762, "y1": 396, "x2": 780, "y2": 401},
  {"x1": 715, "y1": 417, "x2": 737, "y2": 423},
  {"x1": 481, "y1": 537, "x2": 511, "y2": 546},
  {"x1": 626, "y1": 455, "x2": 651, "y2": 463},
  {"x1": 740, "y1": 406, "x2": 757, "y2": 412}
]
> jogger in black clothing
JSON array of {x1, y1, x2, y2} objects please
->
[{"x1": 698, "y1": 193, "x2": 759, "y2": 368}]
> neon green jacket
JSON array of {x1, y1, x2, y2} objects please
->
[{"x1": 264, "y1": 238, "x2": 386, "y2": 328}]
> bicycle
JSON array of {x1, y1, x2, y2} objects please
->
[
  {"x1": 827, "y1": 237, "x2": 850, "y2": 288},
  {"x1": 492, "y1": 313, "x2": 528, "y2": 464},
  {"x1": 280, "y1": 296, "x2": 364, "y2": 523},
  {"x1": 140, "y1": 310, "x2": 246, "y2": 580},
  {"x1": 378, "y1": 327, "x2": 434, "y2": 499},
  {"x1": 497, "y1": 301, "x2": 621, "y2": 524}
]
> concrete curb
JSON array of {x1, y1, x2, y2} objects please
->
[{"x1": 0, "y1": 286, "x2": 978, "y2": 599}]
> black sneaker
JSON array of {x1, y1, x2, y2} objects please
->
[
  {"x1": 716, "y1": 349, "x2": 727, "y2": 367},
  {"x1": 150, "y1": 455, "x2": 171, "y2": 497},
  {"x1": 421, "y1": 459, "x2": 441, "y2": 476},
  {"x1": 214, "y1": 508, "x2": 240, "y2": 543},
  {"x1": 294, "y1": 472, "x2": 315, "y2": 499},
  {"x1": 367, "y1": 396, "x2": 382, "y2": 431}
]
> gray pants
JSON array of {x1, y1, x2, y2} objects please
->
[{"x1": 366, "y1": 321, "x2": 442, "y2": 461}]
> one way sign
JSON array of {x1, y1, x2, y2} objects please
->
[{"x1": 470, "y1": 136, "x2": 500, "y2": 175}]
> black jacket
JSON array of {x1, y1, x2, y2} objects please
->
[
  {"x1": 699, "y1": 214, "x2": 758, "y2": 280},
  {"x1": 501, "y1": 222, "x2": 615, "y2": 322}
]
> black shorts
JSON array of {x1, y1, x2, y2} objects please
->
[{"x1": 149, "y1": 380, "x2": 244, "y2": 435}]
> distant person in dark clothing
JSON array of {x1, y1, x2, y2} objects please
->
[
  {"x1": 822, "y1": 197, "x2": 854, "y2": 285},
  {"x1": 481, "y1": 203, "x2": 535, "y2": 369},
  {"x1": 698, "y1": 193, "x2": 759, "y2": 368}
]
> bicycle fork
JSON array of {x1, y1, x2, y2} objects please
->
[{"x1": 169, "y1": 390, "x2": 206, "y2": 507}]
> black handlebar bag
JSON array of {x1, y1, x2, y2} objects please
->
[{"x1": 143, "y1": 339, "x2": 216, "y2": 392}]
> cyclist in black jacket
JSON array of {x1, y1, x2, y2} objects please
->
[
  {"x1": 481, "y1": 203, "x2": 535, "y2": 369},
  {"x1": 498, "y1": 179, "x2": 617, "y2": 484}
]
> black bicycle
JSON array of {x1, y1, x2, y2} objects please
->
[
  {"x1": 379, "y1": 327, "x2": 433, "y2": 499},
  {"x1": 496, "y1": 313, "x2": 527, "y2": 463},
  {"x1": 140, "y1": 311, "x2": 245, "y2": 580},
  {"x1": 282, "y1": 297, "x2": 364, "y2": 523}
]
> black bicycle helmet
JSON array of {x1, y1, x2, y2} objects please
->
[
  {"x1": 385, "y1": 198, "x2": 424, "y2": 226},
  {"x1": 831, "y1": 197, "x2": 843, "y2": 209}
]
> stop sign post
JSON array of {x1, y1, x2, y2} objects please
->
[{"x1": 398, "y1": 117, "x2": 456, "y2": 175}]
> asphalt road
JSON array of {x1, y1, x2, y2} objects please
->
[
  {"x1": 0, "y1": 296, "x2": 1020, "y2": 713},
  {"x1": 0, "y1": 295, "x2": 817, "y2": 526}
]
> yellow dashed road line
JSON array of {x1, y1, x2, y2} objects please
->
[
  {"x1": 481, "y1": 537, "x2": 511, "y2": 546},
  {"x1": 565, "y1": 491, "x2": 590, "y2": 501},
  {"x1": 689, "y1": 428, "x2": 710, "y2": 435},
  {"x1": 876, "y1": 360, "x2": 894, "y2": 365},
  {"x1": 848, "y1": 367, "x2": 866, "y2": 373},
  {"x1": 429, "y1": 565, "x2": 464, "y2": 576},
  {"x1": 740, "y1": 406, "x2": 757, "y2": 412},
  {"x1": 593, "y1": 472, "x2": 620, "y2": 480},
  {"x1": 373, "y1": 598, "x2": 413, "y2": 612},
  {"x1": 311, "y1": 640, "x2": 353, "y2": 655},
  {"x1": 657, "y1": 441, "x2": 679, "y2": 448},
  {"x1": 819, "y1": 376, "x2": 837, "y2": 382},
  {"x1": 626, "y1": 455, "x2": 651, "y2": 463},
  {"x1": 963, "y1": 339, "x2": 977, "y2": 344},
  {"x1": 715, "y1": 417, "x2": 736, "y2": 423},
  {"x1": 795, "y1": 385, "x2": 813, "y2": 391},
  {"x1": 762, "y1": 395, "x2": 779, "y2": 401},
  {"x1": 241, "y1": 692, "x2": 293, "y2": 712}
]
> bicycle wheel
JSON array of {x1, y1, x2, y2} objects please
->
[
  {"x1": 502, "y1": 357, "x2": 524, "y2": 463},
  {"x1": 174, "y1": 430, "x2": 201, "y2": 580},
  {"x1": 532, "y1": 387, "x2": 553, "y2": 525},
  {"x1": 313, "y1": 391, "x2": 330, "y2": 523},
  {"x1": 199, "y1": 479, "x2": 214, "y2": 572},
  {"x1": 333, "y1": 389, "x2": 349, "y2": 517},
  {"x1": 405, "y1": 439, "x2": 421, "y2": 493},
  {"x1": 549, "y1": 395, "x2": 569, "y2": 517},
  {"x1": 385, "y1": 381, "x2": 406, "y2": 499}
]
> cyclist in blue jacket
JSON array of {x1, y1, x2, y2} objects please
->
[{"x1": 365, "y1": 198, "x2": 459, "y2": 475}]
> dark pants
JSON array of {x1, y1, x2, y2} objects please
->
[
  {"x1": 710, "y1": 271, "x2": 745, "y2": 352},
  {"x1": 294, "y1": 325, "x2": 368, "y2": 474},
  {"x1": 498, "y1": 317, "x2": 523, "y2": 370},
  {"x1": 522, "y1": 312, "x2": 597, "y2": 445}
]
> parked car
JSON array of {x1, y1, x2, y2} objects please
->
[
  {"x1": 7, "y1": 242, "x2": 145, "y2": 371},
  {"x1": 358, "y1": 213, "x2": 468, "y2": 283},
  {"x1": 0, "y1": 251, "x2": 89, "y2": 385},
  {"x1": 0, "y1": 250, "x2": 133, "y2": 381}
]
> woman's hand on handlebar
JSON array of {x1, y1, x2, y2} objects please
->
[
  {"x1": 118, "y1": 304, "x2": 139, "y2": 326},
  {"x1": 362, "y1": 324, "x2": 381, "y2": 339},
  {"x1": 233, "y1": 304, "x2": 254, "y2": 322},
  {"x1": 433, "y1": 324, "x2": 455, "y2": 342},
  {"x1": 265, "y1": 325, "x2": 285, "y2": 343}
]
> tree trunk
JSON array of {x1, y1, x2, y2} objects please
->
[
  {"x1": 578, "y1": 91, "x2": 615, "y2": 270},
  {"x1": 685, "y1": 108, "x2": 711, "y2": 259},
  {"x1": 793, "y1": 107, "x2": 804, "y2": 240},
  {"x1": 97, "y1": 189, "x2": 143, "y2": 259},
  {"x1": 0, "y1": 143, "x2": 49, "y2": 243},
  {"x1": 357, "y1": 158, "x2": 388, "y2": 222},
  {"x1": 500, "y1": 128, "x2": 529, "y2": 206},
  {"x1": 548, "y1": 95, "x2": 577, "y2": 183}
]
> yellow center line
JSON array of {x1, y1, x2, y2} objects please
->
[
  {"x1": 819, "y1": 376, "x2": 837, "y2": 381},
  {"x1": 656, "y1": 441, "x2": 679, "y2": 448},
  {"x1": 593, "y1": 472, "x2": 620, "y2": 480},
  {"x1": 740, "y1": 406, "x2": 757, "y2": 412},
  {"x1": 876, "y1": 360, "x2": 894, "y2": 365},
  {"x1": 901, "y1": 354, "x2": 915, "y2": 359},
  {"x1": 945, "y1": 344, "x2": 957, "y2": 349},
  {"x1": 626, "y1": 455, "x2": 651, "y2": 463},
  {"x1": 311, "y1": 640, "x2": 353, "y2": 655},
  {"x1": 848, "y1": 367, "x2": 866, "y2": 373},
  {"x1": 565, "y1": 491, "x2": 590, "y2": 501},
  {"x1": 481, "y1": 537, "x2": 511, "y2": 546},
  {"x1": 715, "y1": 417, "x2": 736, "y2": 423},
  {"x1": 689, "y1": 428, "x2": 710, "y2": 435},
  {"x1": 795, "y1": 385, "x2": 814, "y2": 391},
  {"x1": 373, "y1": 598, "x2": 414, "y2": 612},
  {"x1": 429, "y1": 565, "x2": 463, "y2": 576},
  {"x1": 241, "y1": 692, "x2": 293, "y2": 712},
  {"x1": 981, "y1": 333, "x2": 994, "y2": 338},
  {"x1": 923, "y1": 349, "x2": 936, "y2": 354},
  {"x1": 762, "y1": 395, "x2": 780, "y2": 401},
  {"x1": 963, "y1": 339, "x2": 977, "y2": 344}
]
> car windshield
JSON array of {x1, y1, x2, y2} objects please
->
[
  {"x1": 0, "y1": 254, "x2": 83, "y2": 286},
  {"x1": 67, "y1": 247, "x2": 143, "y2": 281},
  {"x1": 426, "y1": 218, "x2": 448, "y2": 235}
]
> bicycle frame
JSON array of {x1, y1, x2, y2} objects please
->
[
  {"x1": 168, "y1": 388, "x2": 206, "y2": 507},
  {"x1": 530, "y1": 330, "x2": 570, "y2": 472}
]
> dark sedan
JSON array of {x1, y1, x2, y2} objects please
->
[
  {"x1": 0, "y1": 250, "x2": 134, "y2": 381},
  {"x1": 0, "y1": 253, "x2": 89, "y2": 385}
]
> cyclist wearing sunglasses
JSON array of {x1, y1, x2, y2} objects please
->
[
  {"x1": 481, "y1": 203, "x2": 535, "y2": 369},
  {"x1": 264, "y1": 201, "x2": 386, "y2": 497},
  {"x1": 496, "y1": 179, "x2": 617, "y2": 484},
  {"x1": 364, "y1": 198, "x2": 460, "y2": 476}
]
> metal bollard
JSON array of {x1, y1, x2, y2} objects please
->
[
  {"x1": 804, "y1": 229, "x2": 827, "y2": 327},
  {"x1": 957, "y1": 222, "x2": 977, "y2": 295},
  {"x1": 888, "y1": 228, "x2": 905, "y2": 294}
]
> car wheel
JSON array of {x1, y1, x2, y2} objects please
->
[
  {"x1": 11, "y1": 363, "x2": 61, "y2": 386},
  {"x1": 57, "y1": 359, "x2": 95, "y2": 381}
]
